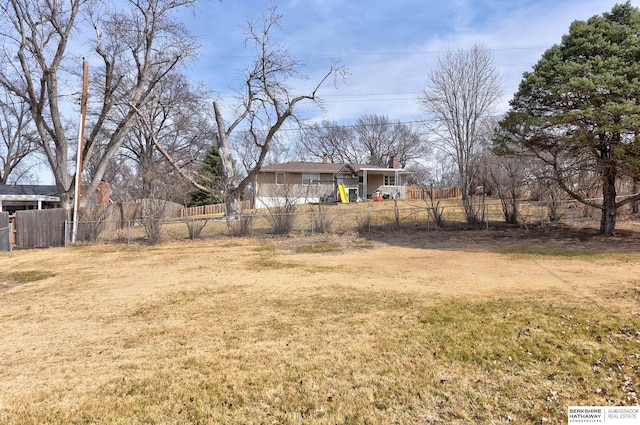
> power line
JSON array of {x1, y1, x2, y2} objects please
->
[
  {"x1": 263, "y1": 115, "x2": 507, "y2": 133},
  {"x1": 200, "y1": 45, "x2": 549, "y2": 60}
]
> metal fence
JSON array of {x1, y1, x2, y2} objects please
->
[
  {"x1": 68, "y1": 199, "x2": 612, "y2": 245},
  {"x1": 0, "y1": 227, "x2": 9, "y2": 252}
]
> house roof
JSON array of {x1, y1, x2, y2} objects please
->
[
  {"x1": 259, "y1": 161, "x2": 412, "y2": 174},
  {"x1": 259, "y1": 162, "x2": 346, "y2": 173},
  {"x1": 0, "y1": 185, "x2": 60, "y2": 201}
]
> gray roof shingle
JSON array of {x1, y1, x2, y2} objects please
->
[
  {"x1": 0, "y1": 185, "x2": 60, "y2": 197},
  {"x1": 259, "y1": 162, "x2": 411, "y2": 173}
]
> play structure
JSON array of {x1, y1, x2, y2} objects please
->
[{"x1": 337, "y1": 183, "x2": 349, "y2": 203}]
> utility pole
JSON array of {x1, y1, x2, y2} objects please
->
[{"x1": 71, "y1": 59, "x2": 89, "y2": 243}]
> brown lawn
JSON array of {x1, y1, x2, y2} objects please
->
[{"x1": 0, "y1": 222, "x2": 639, "y2": 424}]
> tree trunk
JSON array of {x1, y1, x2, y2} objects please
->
[
  {"x1": 599, "y1": 164, "x2": 617, "y2": 236},
  {"x1": 213, "y1": 102, "x2": 243, "y2": 218},
  {"x1": 59, "y1": 188, "x2": 74, "y2": 223},
  {"x1": 224, "y1": 188, "x2": 242, "y2": 217},
  {"x1": 632, "y1": 180, "x2": 639, "y2": 214}
]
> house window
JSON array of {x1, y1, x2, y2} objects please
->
[
  {"x1": 384, "y1": 175, "x2": 396, "y2": 186},
  {"x1": 302, "y1": 173, "x2": 320, "y2": 186},
  {"x1": 276, "y1": 173, "x2": 285, "y2": 185}
]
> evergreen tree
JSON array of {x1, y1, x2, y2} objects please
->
[
  {"x1": 496, "y1": 2, "x2": 640, "y2": 236},
  {"x1": 188, "y1": 144, "x2": 223, "y2": 207}
]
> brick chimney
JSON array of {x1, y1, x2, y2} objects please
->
[
  {"x1": 96, "y1": 180, "x2": 110, "y2": 204},
  {"x1": 322, "y1": 154, "x2": 328, "y2": 163},
  {"x1": 388, "y1": 156, "x2": 400, "y2": 169}
]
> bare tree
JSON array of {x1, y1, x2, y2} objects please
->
[
  {"x1": 0, "y1": 0, "x2": 199, "y2": 214},
  {"x1": 486, "y1": 154, "x2": 530, "y2": 224},
  {"x1": 354, "y1": 114, "x2": 425, "y2": 167},
  {"x1": 528, "y1": 164, "x2": 569, "y2": 222},
  {"x1": 116, "y1": 72, "x2": 213, "y2": 202},
  {"x1": 0, "y1": 93, "x2": 39, "y2": 183},
  {"x1": 121, "y1": 6, "x2": 344, "y2": 216},
  {"x1": 212, "y1": 8, "x2": 345, "y2": 216},
  {"x1": 296, "y1": 120, "x2": 358, "y2": 163},
  {"x1": 297, "y1": 116, "x2": 426, "y2": 168},
  {"x1": 419, "y1": 44, "x2": 503, "y2": 224},
  {"x1": 232, "y1": 128, "x2": 290, "y2": 173}
]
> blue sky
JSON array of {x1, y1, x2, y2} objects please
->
[{"x1": 181, "y1": 0, "x2": 640, "y2": 125}]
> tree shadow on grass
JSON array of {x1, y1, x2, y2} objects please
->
[{"x1": 359, "y1": 220, "x2": 640, "y2": 255}]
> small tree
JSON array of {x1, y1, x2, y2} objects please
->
[
  {"x1": 77, "y1": 204, "x2": 111, "y2": 242},
  {"x1": 140, "y1": 198, "x2": 166, "y2": 245},
  {"x1": 425, "y1": 186, "x2": 445, "y2": 227},
  {"x1": 264, "y1": 185, "x2": 298, "y2": 235},
  {"x1": 188, "y1": 143, "x2": 224, "y2": 207},
  {"x1": 310, "y1": 202, "x2": 333, "y2": 234},
  {"x1": 486, "y1": 154, "x2": 530, "y2": 224},
  {"x1": 185, "y1": 218, "x2": 208, "y2": 240}
]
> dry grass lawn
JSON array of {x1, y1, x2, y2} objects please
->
[{"x1": 1, "y1": 224, "x2": 639, "y2": 424}]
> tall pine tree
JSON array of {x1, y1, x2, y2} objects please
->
[{"x1": 496, "y1": 2, "x2": 640, "y2": 236}]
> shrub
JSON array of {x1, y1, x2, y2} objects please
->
[
  {"x1": 311, "y1": 203, "x2": 333, "y2": 234},
  {"x1": 140, "y1": 198, "x2": 166, "y2": 244},
  {"x1": 226, "y1": 215, "x2": 253, "y2": 237},
  {"x1": 77, "y1": 204, "x2": 110, "y2": 242},
  {"x1": 185, "y1": 218, "x2": 207, "y2": 239}
]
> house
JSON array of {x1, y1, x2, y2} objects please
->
[
  {"x1": 255, "y1": 157, "x2": 412, "y2": 208},
  {"x1": 0, "y1": 185, "x2": 61, "y2": 213}
]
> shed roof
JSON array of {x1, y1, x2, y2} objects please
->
[{"x1": 0, "y1": 185, "x2": 60, "y2": 201}]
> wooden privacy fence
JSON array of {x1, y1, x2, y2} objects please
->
[
  {"x1": 15, "y1": 208, "x2": 66, "y2": 249},
  {"x1": 407, "y1": 186, "x2": 461, "y2": 200},
  {"x1": 178, "y1": 200, "x2": 254, "y2": 218},
  {"x1": 0, "y1": 212, "x2": 9, "y2": 252}
]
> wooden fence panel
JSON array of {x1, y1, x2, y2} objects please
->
[
  {"x1": 178, "y1": 200, "x2": 254, "y2": 218},
  {"x1": 407, "y1": 187, "x2": 461, "y2": 200},
  {"x1": 15, "y1": 208, "x2": 66, "y2": 249},
  {"x1": 0, "y1": 212, "x2": 9, "y2": 251}
]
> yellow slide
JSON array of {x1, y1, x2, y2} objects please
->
[{"x1": 338, "y1": 183, "x2": 349, "y2": 203}]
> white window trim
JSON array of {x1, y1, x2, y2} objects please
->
[{"x1": 384, "y1": 175, "x2": 397, "y2": 186}]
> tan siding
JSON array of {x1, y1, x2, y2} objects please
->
[
  {"x1": 256, "y1": 173, "x2": 273, "y2": 185},
  {"x1": 367, "y1": 174, "x2": 384, "y2": 192}
]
